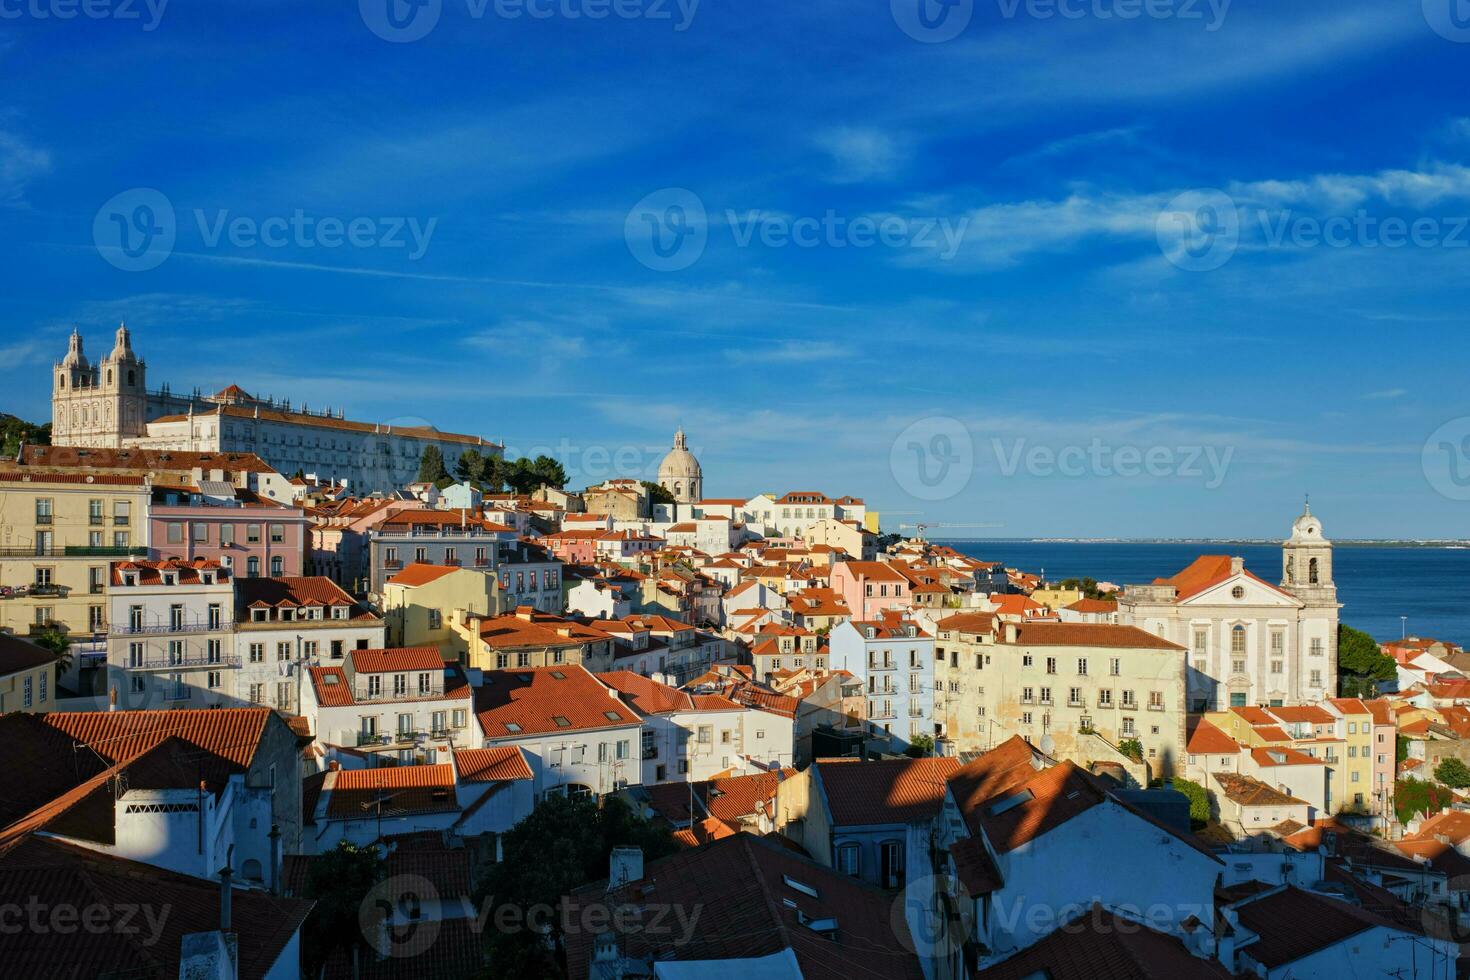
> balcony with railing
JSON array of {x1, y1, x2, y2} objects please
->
[
  {"x1": 0, "y1": 545, "x2": 147, "y2": 559},
  {"x1": 112, "y1": 621, "x2": 236, "y2": 636},
  {"x1": 0, "y1": 583, "x2": 72, "y2": 600},
  {"x1": 129, "y1": 652, "x2": 242, "y2": 670}
]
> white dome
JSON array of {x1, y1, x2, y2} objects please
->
[{"x1": 658, "y1": 429, "x2": 702, "y2": 481}]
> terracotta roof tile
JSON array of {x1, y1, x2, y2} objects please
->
[
  {"x1": 815, "y1": 757, "x2": 961, "y2": 826},
  {"x1": 475, "y1": 665, "x2": 635, "y2": 738},
  {"x1": 351, "y1": 647, "x2": 445, "y2": 673},
  {"x1": 453, "y1": 746, "x2": 534, "y2": 783}
]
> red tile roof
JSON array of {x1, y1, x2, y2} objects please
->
[
  {"x1": 350, "y1": 647, "x2": 445, "y2": 673},
  {"x1": 386, "y1": 562, "x2": 465, "y2": 587},
  {"x1": 111, "y1": 557, "x2": 230, "y2": 586},
  {"x1": 1268, "y1": 705, "x2": 1335, "y2": 725},
  {"x1": 325, "y1": 764, "x2": 458, "y2": 819},
  {"x1": 1213, "y1": 772, "x2": 1308, "y2": 807},
  {"x1": 814, "y1": 757, "x2": 961, "y2": 826},
  {"x1": 1250, "y1": 746, "x2": 1325, "y2": 767},
  {"x1": 976, "y1": 905, "x2": 1231, "y2": 980},
  {"x1": 598, "y1": 670, "x2": 694, "y2": 715},
  {"x1": 563, "y1": 834, "x2": 925, "y2": 980},
  {"x1": 475, "y1": 665, "x2": 635, "y2": 738},
  {"x1": 1186, "y1": 719, "x2": 1241, "y2": 755},
  {"x1": 453, "y1": 746, "x2": 534, "y2": 783},
  {"x1": 1230, "y1": 885, "x2": 1406, "y2": 969},
  {"x1": 0, "y1": 835, "x2": 311, "y2": 979},
  {"x1": 1152, "y1": 554, "x2": 1296, "y2": 603},
  {"x1": 0, "y1": 633, "x2": 61, "y2": 676},
  {"x1": 1005, "y1": 622, "x2": 1185, "y2": 651}
]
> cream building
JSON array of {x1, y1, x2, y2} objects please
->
[
  {"x1": 934, "y1": 617, "x2": 1188, "y2": 778},
  {"x1": 1116, "y1": 503, "x2": 1340, "y2": 712},
  {"x1": 52, "y1": 325, "x2": 500, "y2": 493},
  {"x1": 383, "y1": 562, "x2": 503, "y2": 660},
  {"x1": 656, "y1": 429, "x2": 702, "y2": 504},
  {"x1": 0, "y1": 470, "x2": 151, "y2": 676}
]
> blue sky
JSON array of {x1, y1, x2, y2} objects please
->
[{"x1": 4, "y1": 0, "x2": 1470, "y2": 538}]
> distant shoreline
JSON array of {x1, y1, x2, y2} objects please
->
[{"x1": 931, "y1": 538, "x2": 1470, "y2": 549}]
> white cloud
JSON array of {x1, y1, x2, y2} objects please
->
[
  {"x1": 725, "y1": 340, "x2": 844, "y2": 364},
  {"x1": 0, "y1": 130, "x2": 50, "y2": 207},
  {"x1": 813, "y1": 126, "x2": 908, "y2": 183},
  {"x1": 1361, "y1": 388, "x2": 1407, "y2": 401}
]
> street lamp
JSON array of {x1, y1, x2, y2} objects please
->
[{"x1": 1401, "y1": 616, "x2": 1408, "y2": 640}]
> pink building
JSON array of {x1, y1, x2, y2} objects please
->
[
  {"x1": 542, "y1": 529, "x2": 603, "y2": 565},
  {"x1": 829, "y1": 559, "x2": 912, "y2": 622},
  {"x1": 149, "y1": 485, "x2": 308, "y2": 578}
]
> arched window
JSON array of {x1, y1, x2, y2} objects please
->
[
  {"x1": 1230, "y1": 625, "x2": 1246, "y2": 656},
  {"x1": 107, "y1": 369, "x2": 113, "y2": 384},
  {"x1": 240, "y1": 858, "x2": 263, "y2": 881},
  {"x1": 127, "y1": 369, "x2": 135, "y2": 386},
  {"x1": 1285, "y1": 557, "x2": 1295, "y2": 584},
  {"x1": 59, "y1": 374, "x2": 65, "y2": 389},
  {"x1": 1308, "y1": 557, "x2": 1319, "y2": 584}
]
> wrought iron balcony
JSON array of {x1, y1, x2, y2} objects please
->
[{"x1": 129, "y1": 653, "x2": 242, "y2": 670}]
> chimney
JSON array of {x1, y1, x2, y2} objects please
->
[
  {"x1": 1004, "y1": 622, "x2": 1018, "y2": 644},
  {"x1": 1230, "y1": 556, "x2": 1244, "y2": 575},
  {"x1": 607, "y1": 846, "x2": 643, "y2": 891}
]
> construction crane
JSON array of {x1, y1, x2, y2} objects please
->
[{"x1": 898, "y1": 521, "x2": 1001, "y2": 543}]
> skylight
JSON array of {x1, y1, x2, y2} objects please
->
[
  {"x1": 604, "y1": 711, "x2": 622, "y2": 721},
  {"x1": 553, "y1": 716, "x2": 572, "y2": 727},
  {"x1": 783, "y1": 875, "x2": 819, "y2": 899},
  {"x1": 505, "y1": 722, "x2": 522, "y2": 733},
  {"x1": 987, "y1": 789, "x2": 1035, "y2": 817}
]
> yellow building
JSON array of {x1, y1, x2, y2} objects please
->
[
  {"x1": 383, "y1": 562, "x2": 503, "y2": 661},
  {"x1": 1030, "y1": 586, "x2": 1084, "y2": 611},
  {"x1": 1203, "y1": 704, "x2": 1351, "y2": 814},
  {"x1": 0, "y1": 633, "x2": 62, "y2": 712},
  {"x1": 0, "y1": 471, "x2": 150, "y2": 651},
  {"x1": 1325, "y1": 698, "x2": 1378, "y2": 815}
]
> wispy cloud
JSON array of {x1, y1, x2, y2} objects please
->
[
  {"x1": 1361, "y1": 388, "x2": 1407, "y2": 400},
  {"x1": 0, "y1": 129, "x2": 50, "y2": 207},
  {"x1": 725, "y1": 340, "x2": 845, "y2": 364},
  {"x1": 813, "y1": 126, "x2": 908, "y2": 183}
]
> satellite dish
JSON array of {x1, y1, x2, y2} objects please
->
[{"x1": 1039, "y1": 734, "x2": 1055, "y2": 755}]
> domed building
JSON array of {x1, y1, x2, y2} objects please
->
[{"x1": 657, "y1": 429, "x2": 702, "y2": 504}]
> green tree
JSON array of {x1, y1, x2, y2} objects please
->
[
  {"x1": 32, "y1": 627, "x2": 72, "y2": 676},
  {"x1": 476, "y1": 794, "x2": 676, "y2": 976},
  {"x1": 1337, "y1": 624, "x2": 1397, "y2": 696},
  {"x1": 1436, "y1": 757, "x2": 1470, "y2": 789},
  {"x1": 529, "y1": 455, "x2": 567, "y2": 490},
  {"x1": 1396, "y1": 776, "x2": 1454, "y2": 824},
  {"x1": 1118, "y1": 738, "x2": 1143, "y2": 762},
  {"x1": 416, "y1": 445, "x2": 450, "y2": 485},
  {"x1": 1169, "y1": 777, "x2": 1213, "y2": 828},
  {"x1": 455, "y1": 448, "x2": 505, "y2": 490},
  {"x1": 905, "y1": 734, "x2": 935, "y2": 757},
  {"x1": 0, "y1": 414, "x2": 51, "y2": 458},
  {"x1": 301, "y1": 841, "x2": 386, "y2": 977},
  {"x1": 1397, "y1": 735, "x2": 1411, "y2": 766},
  {"x1": 641, "y1": 480, "x2": 676, "y2": 506}
]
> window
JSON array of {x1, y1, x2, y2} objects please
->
[
  {"x1": 1121, "y1": 690, "x2": 1137, "y2": 709},
  {"x1": 1039, "y1": 687, "x2": 1052, "y2": 706},
  {"x1": 1021, "y1": 712, "x2": 1032, "y2": 725},
  {"x1": 220, "y1": 524, "x2": 235, "y2": 547},
  {"x1": 34, "y1": 498, "x2": 52, "y2": 525},
  {"x1": 1270, "y1": 630, "x2": 1284, "y2": 655},
  {"x1": 23, "y1": 676, "x2": 32, "y2": 708},
  {"x1": 880, "y1": 840, "x2": 905, "y2": 889},
  {"x1": 1021, "y1": 686, "x2": 1034, "y2": 704},
  {"x1": 453, "y1": 709, "x2": 467, "y2": 728},
  {"x1": 1230, "y1": 625, "x2": 1246, "y2": 655},
  {"x1": 1232, "y1": 658, "x2": 1246, "y2": 675},
  {"x1": 191, "y1": 522, "x2": 208, "y2": 543},
  {"x1": 1310, "y1": 670, "x2": 1323, "y2": 687},
  {"x1": 270, "y1": 523, "x2": 284, "y2": 543},
  {"x1": 1045, "y1": 657, "x2": 1056, "y2": 675},
  {"x1": 270, "y1": 556, "x2": 284, "y2": 576},
  {"x1": 418, "y1": 672, "x2": 431, "y2": 695},
  {"x1": 246, "y1": 524, "x2": 261, "y2": 543},
  {"x1": 89, "y1": 499, "x2": 104, "y2": 525},
  {"x1": 247, "y1": 556, "x2": 260, "y2": 576},
  {"x1": 1021, "y1": 654, "x2": 1032, "y2": 668},
  {"x1": 38, "y1": 673, "x2": 46, "y2": 703},
  {"x1": 1121, "y1": 717, "x2": 1136, "y2": 736},
  {"x1": 1310, "y1": 638, "x2": 1324, "y2": 657},
  {"x1": 837, "y1": 843, "x2": 860, "y2": 876},
  {"x1": 1109, "y1": 658, "x2": 1121, "y2": 676},
  {"x1": 398, "y1": 713, "x2": 413, "y2": 735},
  {"x1": 1098, "y1": 689, "x2": 1112, "y2": 707},
  {"x1": 616, "y1": 740, "x2": 630, "y2": 760},
  {"x1": 428, "y1": 609, "x2": 442, "y2": 630},
  {"x1": 207, "y1": 639, "x2": 222, "y2": 664},
  {"x1": 368, "y1": 675, "x2": 382, "y2": 696},
  {"x1": 1192, "y1": 628, "x2": 1207, "y2": 654},
  {"x1": 1148, "y1": 691, "x2": 1163, "y2": 710},
  {"x1": 128, "y1": 642, "x2": 144, "y2": 668},
  {"x1": 113, "y1": 500, "x2": 130, "y2": 526},
  {"x1": 1076, "y1": 658, "x2": 1088, "y2": 676},
  {"x1": 1068, "y1": 687, "x2": 1083, "y2": 706},
  {"x1": 166, "y1": 522, "x2": 184, "y2": 544},
  {"x1": 207, "y1": 671, "x2": 221, "y2": 690},
  {"x1": 393, "y1": 674, "x2": 408, "y2": 696}
]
